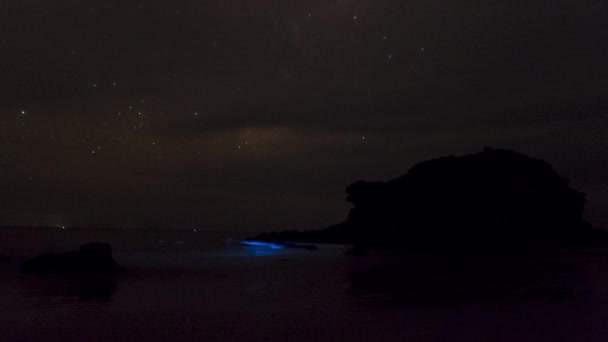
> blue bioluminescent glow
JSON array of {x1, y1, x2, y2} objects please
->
[{"x1": 240, "y1": 241, "x2": 285, "y2": 249}]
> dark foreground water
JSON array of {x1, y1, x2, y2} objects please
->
[{"x1": 2, "y1": 227, "x2": 608, "y2": 341}]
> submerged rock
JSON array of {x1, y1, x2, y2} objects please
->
[{"x1": 21, "y1": 242, "x2": 124, "y2": 274}]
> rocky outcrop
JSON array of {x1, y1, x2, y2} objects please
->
[
  {"x1": 252, "y1": 148, "x2": 601, "y2": 249},
  {"x1": 344, "y1": 147, "x2": 591, "y2": 247}
]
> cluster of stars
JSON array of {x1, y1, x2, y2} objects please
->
[{"x1": 8, "y1": 6, "x2": 414, "y2": 185}]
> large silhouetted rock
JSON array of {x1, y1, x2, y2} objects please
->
[
  {"x1": 252, "y1": 148, "x2": 600, "y2": 248},
  {"x1": 21, "y1": 242, "x2": 124, "y2": 274},
  {"x1": 345, "y1": 148, "x2": 593, "y2": 247}
]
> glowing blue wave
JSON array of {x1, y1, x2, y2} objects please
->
[{"x1": 240, "y1": 241, "x2": 285, "y2": 249}]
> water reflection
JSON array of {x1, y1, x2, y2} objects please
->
[
  {"x1": 347, "y1": 252, "x2": 593, "y2": 305},
  {"x1": 240, "y1": 245, "x2": 286, "y2": 257}
]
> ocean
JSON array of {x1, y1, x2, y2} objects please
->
[{"x1": 2, "y1": 227, "x2": 608, "y2": 341}]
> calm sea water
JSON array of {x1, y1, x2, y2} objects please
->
[{"x1": 2, "y1": 227, "x2": 608, "y2": 341}]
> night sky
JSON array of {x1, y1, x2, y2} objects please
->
[{"x1": 1, "y1": 0, "x2": 607, "y2": 231}]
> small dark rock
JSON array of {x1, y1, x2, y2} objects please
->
[
  {"x1": 0, "y1": 255, "x2": 9, "y2": 262},
  {"x1": 21, "y1": 242, "x2": 124, "y2": 274}
]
